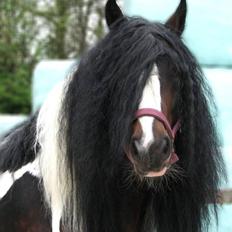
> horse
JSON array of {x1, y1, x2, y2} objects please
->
[{"x1": 0, "y1": 0, "x2": 226, "y2": 231}]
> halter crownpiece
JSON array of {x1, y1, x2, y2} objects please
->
[{"x1": 135, "y1": 108, "x2": 181, "y2": 164}]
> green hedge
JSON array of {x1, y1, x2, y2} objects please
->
[{"x1": 0, "y1": 68, "x2": 31, "y2": 114}]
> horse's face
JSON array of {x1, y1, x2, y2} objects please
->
[
  {"x1": 126, "y1": 65, "x2": 179, "y2": 178},
  {"x1": 105, "y1": 0, "x2": 186, "y2": 178}
]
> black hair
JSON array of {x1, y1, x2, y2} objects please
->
[{"x1": 61, "y1": 16, "x2": 226, "y2": 232}]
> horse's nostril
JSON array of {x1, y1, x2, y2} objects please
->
[
  {"x1": 149, "y1": 136, "x2": 171, "y2": 158},
  {"x1": 130, "y1": 137, "x2": 171, "y2": 160},
  {"x1": 160, "y1": 137, "x2": 171, "y2": 155},
  {"x1": 132, "y1": 139, "x2": 143, "y2": 156}
]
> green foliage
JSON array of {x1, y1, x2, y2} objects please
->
[
  {"x1": 0, "y1": 0, "x2": 42, "y2": 113},
  {"x1": 0, "y1": 68, "x2": 31, "y2": 114},
  {"x1": 0, "y1": 0, "x2": 105, "y2": 114}
]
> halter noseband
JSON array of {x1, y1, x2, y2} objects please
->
[{"x1": 135, "y1": 108, "x2": 181, "y2": 164}]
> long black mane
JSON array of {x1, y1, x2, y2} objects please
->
[{"x1": 62, "y1": 15, "x2": 225, "y2": 232}]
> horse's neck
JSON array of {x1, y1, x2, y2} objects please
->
[{"x1": 118, "y1": 186, "x2": 150, "y2": 232}]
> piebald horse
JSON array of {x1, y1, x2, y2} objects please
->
[{"x1": 0, "y1": 0, "x2": 225, "y2": 232}]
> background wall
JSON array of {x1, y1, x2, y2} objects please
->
[{"x1": 125, "y1": 0, "x2": 232, "y2": 66}]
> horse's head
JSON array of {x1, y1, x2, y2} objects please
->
[
  {"x1": 128, "y1": 65, "x2": 181, "y2": 178},
  {"x1": 106, "y1": 0, "x2": 186, "y2": 178}
]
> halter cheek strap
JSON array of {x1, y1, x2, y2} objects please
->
[{"x1": 135, "y1": 108, "x2": 181, "y2": 164}]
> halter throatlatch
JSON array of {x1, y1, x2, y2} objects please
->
[{"x1": 135, "y1": 108, "x2": 181, "y2": 164}]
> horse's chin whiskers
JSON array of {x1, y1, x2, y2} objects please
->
[
  {"x1": 121, "y1": 164, "x2": 137, "y2": 189},
  {"x1": 166, "y1": 164, "x2": 186, "y2": 184},
  {"x1": 125, "y1": 163, "x2": 186, "y2": 192}
]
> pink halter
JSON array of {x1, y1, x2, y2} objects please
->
[{"x1": 135, "y1": 108, "x2": 181, "y2": 164}]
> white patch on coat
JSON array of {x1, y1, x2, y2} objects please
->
[{"x1": 0, "y1": 157, "x2": 40, "y2": 199}]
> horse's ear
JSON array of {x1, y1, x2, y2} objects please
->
[
  {"x1": 105, "y1": 0, "x2": 124, "y2": 28},
  {"x1": 165, "y1": 0, "x2": 187, "y2": 36}
]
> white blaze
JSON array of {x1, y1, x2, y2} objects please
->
[{"x1": 138, "y1": 65, "x2": 161, "y2": 148}]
